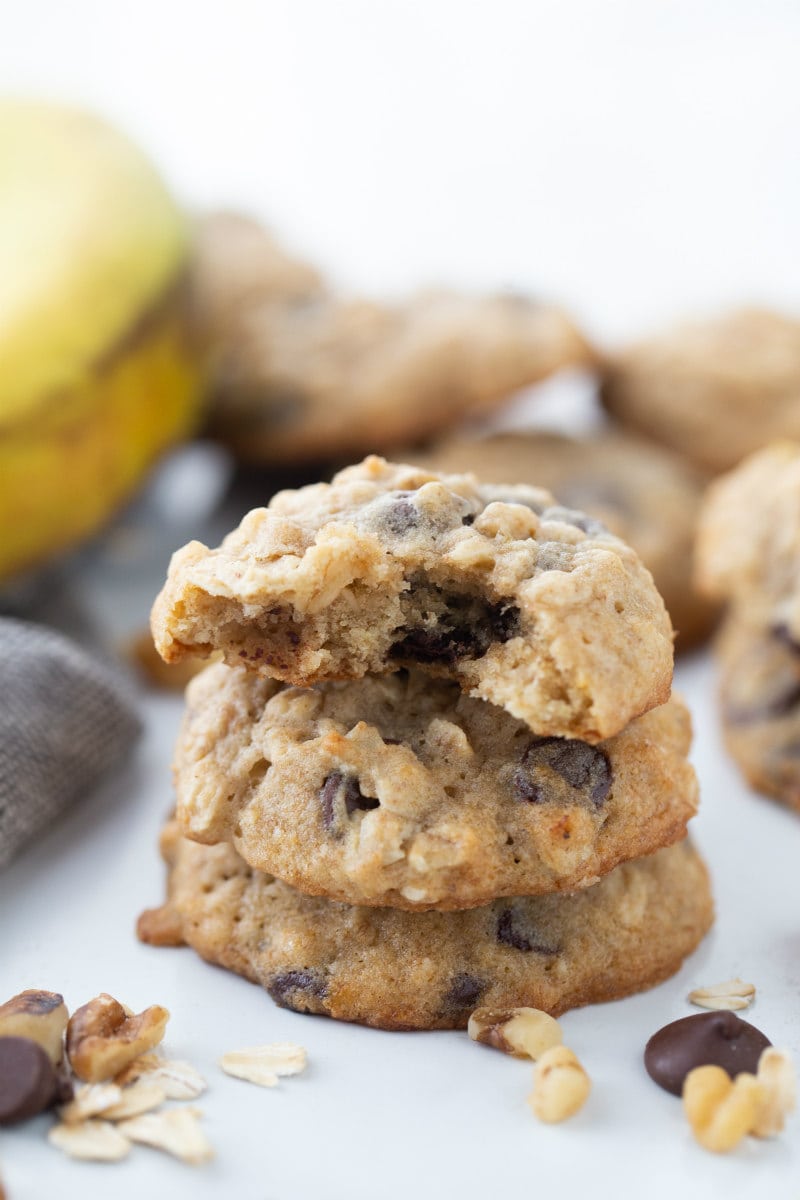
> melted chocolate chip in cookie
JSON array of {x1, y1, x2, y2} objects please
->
[
  {"x1": 514, "y1": 737, "x2": 611, "y2": 807},
  {"x1": 496, "y1": 906, "x2": 560, "y2": 955},
  {"x1": 267, "y1": 970, "x2": 329, "y2": 1015},
  {"x1": 442, "y1": 973, "x2": 485, "y2": 1016},
  {"x1": 392, "y1": 584, "x2": 520, "y2": 666},
  {"x1": 381, "y1": 493, "x2": 422, "y2": 536},
  {"x1": 320, "y1": 771, "x2": 379, "y2": 832}
]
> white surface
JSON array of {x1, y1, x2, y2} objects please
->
[{"x1": 3, "y1": 2, "x2": 800, "y2": 1195}]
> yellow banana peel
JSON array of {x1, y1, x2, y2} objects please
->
[{"x1": 0, "y1": 100, "x2": 206, "y2": 580}]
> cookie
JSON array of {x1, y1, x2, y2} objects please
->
[
  {"x1": 193, "y1": 213, "x2": 595, "y2": 464},
  {"x1": 716, "y1": 614, "x2": 800, "y2": 812},
  {"x1": 417, "y1": 429, "x2": 717, "y2": 650},
  {"x1": 601, "y1": 309, "x2": 800, "y2": 474},
  {"x1": 175, "y1": 662, "x2": 698, "y2": 909},
  {"x1": 138, "y1": 827, "x2": 713, "y2": 1031},
  {"x1": 152, "y1": 457, "x2": 674, "y2": 743},
  {"x1": 696, "y1": 441, "x2": 800, "y2": 633}
]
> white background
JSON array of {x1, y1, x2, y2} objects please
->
[{"x1": 2, "y1": 2, "x2": 800, "y2": 1197}]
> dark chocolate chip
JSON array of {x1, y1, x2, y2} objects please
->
[
  {"x1": 542, "y1": 505, "x2": 606, "y2": 535},
  {"x1": 382, "y1": 494, "x2": 421, "y2": 536},
  {"x1": 644, "y1": 1012, "x2": 772, "y2": 1096},
  {"x1": 0, "y1": 1037, "x2": 58, "y2": 1125},
  {"x1": 267, "y1": 971, "x2": 329, "y2": 1015},
  {"x1": 393, "y1": 594, "x2": 520, "y2": 666},
  {"x1": 772, "y1": 623, "x2": 800, "y2": 655},
  {"x1": 320, "y1": 771, "x2": 379, "y2": 832},
  {"x1": 514, "y1": 737, "x2": 611, "y2": 807},
  {"x1": 461, "y1": 513, "x2": 475, "y2": 526},
  {"x1": 442, "y1": 973, "x2": 485, "y2": 1014},
  {"x1": 725, "y1": 677, "x2": 800, "y2": 725},
  {"x1": 496, "y1": 906, "x2": 560, "y2": 955}
]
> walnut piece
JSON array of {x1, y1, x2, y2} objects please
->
[
  {"x1": 688, "y1": 979, "x2": 756, "y2": 1012},
  {"x1": 0, "y1": 990, "x2": 68, "y2": 1064},
  {"x1": 528, "y1": 1046, "x2": 591, "y2": 1123},
  {"x1": 468, "y1": 1007, "x2": 562, "y2": 1059},
  {"x1": 752, "y1": 1047, "x2": 797, "y2": 1138},
  {"x1": 66, "y1": 994, "x2": 169, "y2": 1083},
  {"x1": 683, "y1": 1065, "x2": 763, "y2": 1152}
]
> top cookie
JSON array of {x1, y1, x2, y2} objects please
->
[
  {"x1": 601, "y1": 308, "x2": 800, "y2": 473},
  {"x1": 416, "y1": 429, "x2": 717, "y2": 651},
  {"x1": 193, "y1": 213, "x2": 595, "y2": 463},
  {"x1": 152, "y1": 457, "x2": 674, "y2": 741},
  {"x1": 696, "y1": 441, "x2": 800, "y2": 632}
]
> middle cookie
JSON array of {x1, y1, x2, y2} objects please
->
[{"x1": 175, "y1": 662, "x2": 698, "y2": 910}]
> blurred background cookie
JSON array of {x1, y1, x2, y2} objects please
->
[
  {"x1": 416, "y1": 429, "x2": 718, "y2": 651},
  {"x1": 716, "y1": 614, "x2": 800, "y2": 813},
  {"x1": 192, "y1": 212, "x2": 596, "y2": 464},
  {"x1": 601, "y1": 309, "x2": 800, "y2": 473}
]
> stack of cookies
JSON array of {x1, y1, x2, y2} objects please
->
[{"x1": 139, "y1": 457, "x2": 712, "y2": 1030}]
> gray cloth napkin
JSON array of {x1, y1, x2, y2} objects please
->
[{"x1": 0, "y1": 617, "x2": 142, "y2": 867}]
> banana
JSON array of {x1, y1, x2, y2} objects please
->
[{"x1": 0, "y1": 100, "x2": 205, "y2": 581}]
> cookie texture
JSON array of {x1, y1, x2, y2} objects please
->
[
  {"x1": 152, "y1": 457, "x2": 674, "y2": 742},
  {"x1": 193, "y1": 213, "x2": 595, "y2": 463},
  {"x1": 696, "y1": 441, "x2": 800, "y2": 634},
  {"x1": 601, "y1": 309, "x2": 800, "y2": 474},
  {"x1": 716, "y1": 615, "x2": 800, "y2": 812},
  {"x1": 138, "y1": 828, "x2": 713, "y2": 1031},
  {"x1": 418, "y1": 430, "x2": 717, "y2": 650},
  {"x1": 175, "y1": 663, "x2": 698, "y2": 909}
]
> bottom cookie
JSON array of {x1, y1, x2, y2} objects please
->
[{"x1": 138, "y1": 825, "x2": 713, "y2": 1031}]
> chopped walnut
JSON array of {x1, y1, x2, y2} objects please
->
[
  {"x1": 528, "y1": 1046, "x2": 591, "y2": 1123},
  {"x1": 752, "y1": 1047, "x2": 797, "y2": 1138},
  {"x1": 468, "y1": 1007, "x2": 562, "y2": 1059},
  {"x1": 683, "y1": 1065, "x2": 763, "y2": 1153},
  {"x1": 0, "y1": 989, "x2": 68, "y2": 1064},
  {"x1": 66, "y1": 994, "x2": 169, "y2": 1083}
]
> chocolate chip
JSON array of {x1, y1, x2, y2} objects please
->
[
  {"x1": 393, "y1": 590, "x2": 520, "y2": 666},
  {"x1": 267, "y1": 971, "x2": 329, "y2": 1015},
  {"x1": 442, "y1": 974, "x2": 485, "y2": 1014},
  {"x1": 461, "y1": 513, "x2": 475, "y2": 526},
  {"x1": 725, "y1": 677, "x2": 800, "y2": 725},
  {"x1": 772, "y1": 623, "x2": 800, "y2": 655},
  {"x1": 496, "y1": 906, "x2": 560, "y2": 955},
  {"x1": 542, "y1": 505, "x2": 606, "y2": 535},
  {"x1": 0, "y1": 1036, "x2": 58, "y2": 1125},
  {"x1": 644, "y1": 1012, "x2": 772, "y2": 1096},
  {"x1": 319, "y1": 771, "x2": 379, "y2": 832},
  {"x1": 382, "y1": 493, "x2": 421, "y2": 536},
  {"x1": 514, "y1": 737, "x2": 611, "y2": 806}
]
